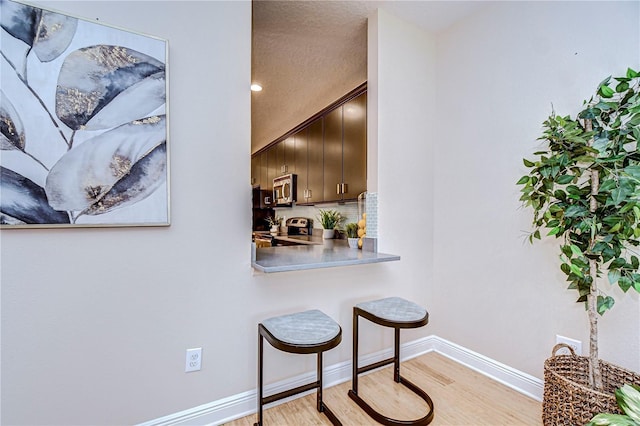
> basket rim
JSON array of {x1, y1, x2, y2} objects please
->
[{"x1": 544, "y1": 354, "x2": 640, "y2": 400}]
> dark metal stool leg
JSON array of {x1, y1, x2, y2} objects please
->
[
  {"x1": 394, "y1": 327, "x2": 400, "y2": 383},
  {"x1": 317, "y1": 351, "x2": 323, "y2": 412},
  {"x1": 316, "y1": 351, "x2": 343, "y2": 425},
  {"x1": 255, "y1": 331, "x2": 264, "y2": 426},
  {"x1": 352, "y1": 308, "x2": 359, "y2": 394}
]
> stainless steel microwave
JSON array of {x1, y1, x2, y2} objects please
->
[{"x1": 273, "y1": 174, "x2": 297, "y2": 207}]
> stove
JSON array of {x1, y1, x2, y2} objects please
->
[{"x1": 286, "y1": 217, "x2": 313, "y2": 235}]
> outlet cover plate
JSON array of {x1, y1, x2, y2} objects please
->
[
  {"x1": 185, "y1": 348, "x2": 202, "y2": 372},
  {"x1": 556, "y1": 335, "x2": 582, "y2": 355}
]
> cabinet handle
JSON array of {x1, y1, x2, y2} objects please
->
[
  {"x1": 337, "y1": 183, "x2": 341, "y2": 194},
  {"x1": 342, "y1": 183, "x2": 348, "y2": 194},
  {"x1": 264, "y1": 196, "x2": 271, "y2": 205}
]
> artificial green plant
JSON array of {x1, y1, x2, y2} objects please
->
[
  {"x1": 518, "y1": 68, "x2": 640, "y2": 390},
  {"x1": 345, "y1": 222, "x2": 359, "y2": 238},
  {"x1": 317, "y1": 209, "x2": 344, "y2": 230},
  {"x1": 587, "y1": 384, "x2": 640, "y2": 426}
]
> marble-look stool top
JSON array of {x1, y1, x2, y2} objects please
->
[
  {"x1": 262, "y1": 309, "x2": 341, "y2": 345},
  {"x1": 356, "y1": 297, "x2": 427, "y2": 322}
]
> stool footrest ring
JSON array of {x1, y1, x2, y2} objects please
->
[
  {"x1": 347, "y1": 374, "x2": 434, "y2": 426},
  {"x1": 262, "y1": 381, "x2": 319, "y2": 405}
]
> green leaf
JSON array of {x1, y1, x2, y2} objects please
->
[
  {"x1": 608, "y1": 269, "x2": 621, "y2": 285},
  {"x1": 624, "y1": 165, "x2": 640, "y2": 179},
  {"x1": 600, "y1": 179, "x2": 618, "y2": 192},
  {"x1": 569, "y1": 244, "x2": 583, "y2": 257},
  {"x1": 629, "y1": 113, "x2": 640, "y2": 126},
  {"x1": 523, "y1": 158, "x2": 535, "y2": 167},
  {"x1": 597, "y1": 295, "x2": 615, "y2": 315},
  {"x1": 557, "y1": 174, "x2": 574, "y2": 184},
  {"x1": 516, "y1": 175, "x2": 530, "y2": 185},
  {"x1": 565, "y1": 204, "x2": 588, "y2": 218},
  {"x1": 569, "y1": 263, "x2": 584, "y2": 277},
  {"x1": 600, "y1": 85, "x2": 615, "y2": 98},
  {"x1": 617, "y1": 384, "x2": 640, "y2": 422},
  {"x1": 616, "y1": 81, "x2": 630, "y2": 93},
  {"x1": 587, "y1": 413, "x2": 638, "y2": 426},
  {"x1": 610, "y1": 187, "x2": 629, "y2": 206},
  {"x1": 547, "y1": 227, "x2": 561, "y2": 236},
  {"x1": 611, "y1": 257, "x2": 627, "y2": 268},
  {"x1": 618, "y1": 276, "x2": 632, "y2": 292},
  {"x1": 628, "y1": 68, "x2": 639, "y2": 78}
]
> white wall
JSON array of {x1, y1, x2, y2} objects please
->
[
  {"x1": 0, "y1": 2, "x2": 434, "y2": 424},
  {"x1": 370, "y1": 8, "x2": 437, "y2": 326},
  {"x1": 432, "y1": 1, "x2": 640, "y2": 376}
]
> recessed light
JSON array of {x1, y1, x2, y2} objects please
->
[{"x1": 251, "y1": 84, "x2": 263, "y2": 92}]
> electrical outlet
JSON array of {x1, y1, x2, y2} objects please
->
[
  {"x1": 555, "y1": 335, "x2": 582, "y2": 355},
  {"x1": 185, "y1": 348, "x2": 202, "y2": 372}
]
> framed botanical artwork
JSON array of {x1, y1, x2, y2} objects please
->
[{"x1": 0, "y1": 0, "x2": 169, "y2": 228}]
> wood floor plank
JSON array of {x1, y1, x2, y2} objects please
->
[{"x1": 224, "y1": 352, "x2": 542, "y2": 426}]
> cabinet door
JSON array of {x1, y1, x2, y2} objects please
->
[
  {"x1": 283, "y1": 136, "x2": 295, "y2": 174},
  {"x1": 260, "y1": 151, "x2": 270, "y2": 191},
  {"x1": 276, "y1": 142, "x2": 285, "y2": 175},
  {"x1": 323, "y1": 106, "x2": 343, "y2": 202},
  {"x1": 251, "y1": 155, "x2": 261, "y2": 187},
  {"x1": 267, "y1": 147, "x2": 278, "y2": 191},
  {"x1": 307, "y1": 118, "x2": 324, "y2": 204},
  {"x1": 342, "y1": 92, "x2": 367, "y2": 200},
  {"x1": 294, "y1": 128, "x2": 308, "y2": 199}
]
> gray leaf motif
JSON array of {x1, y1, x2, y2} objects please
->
[
  {"x1": 0, "y1": 0, "x2": 40, "y2": 46},
  {"x1": 0, "y1": 90, "x2": 26, "y2": 151},
  {"x1": 82, "y1": 142, "x2": 166, "y2": 217},
  {"x1": 0, "y1": 0, "x2": 78, "y2": 62},
  {"x1": 45, "y1": 115, "x2": 167, "y2": 215},
  {"x1": 56, "y1": 45, "x2": 166, "y2": 131},
  {"x1": 0, "y1": 166, "x2": 70, "y2": 225}
]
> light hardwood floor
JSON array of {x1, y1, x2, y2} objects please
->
[{"x1": 224, "y1": 352, "x2": 542, "y2": 425}]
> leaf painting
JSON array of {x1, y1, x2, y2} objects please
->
[
  {"x1": 56, "y1": 45, "x2": 166, "y2": 131},
  {"x1": 0, "y1": 0, "x2": 169, "y2": 227},
  {"x1": 0, "y1": 166, "x2": 70, "y2": 225},
  {"x1": 0, "y1": 0, "x2": 78, "y2": 62},
  {"x1": 45, "y1": 115, "x2": 167, "y2": 215},
  {"x1": 0, "y1": 90, "x2": 25, "y2": 151}
]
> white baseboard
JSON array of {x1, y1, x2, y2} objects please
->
[{"x1": 139, "y1": 335, "x2": 543, "y2": 426}]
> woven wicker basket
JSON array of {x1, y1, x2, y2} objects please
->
[{"x1": 543, "y1": 343, "x2": 640, "y2": 425}]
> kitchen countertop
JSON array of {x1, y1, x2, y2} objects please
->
[{"x1": 251, "y1": 239, "x2": 400, "y2": 273}]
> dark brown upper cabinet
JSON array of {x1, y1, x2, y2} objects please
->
[{"x1": 251, "y1": 84, "x2": 366, "y2": 205}]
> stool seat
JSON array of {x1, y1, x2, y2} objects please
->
[
  {"x1": 356, "y1": 297, "x2": 427, "y2": 323},
  {"x1": 262, "y1": 309, "x2": 341, "y2": 346}
]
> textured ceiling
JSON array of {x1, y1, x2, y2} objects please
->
[{"x1": 251, "y1": 0, "x2": 487, "y2": 153}]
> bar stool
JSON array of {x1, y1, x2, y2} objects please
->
[
  {"x1": 255, "y1": 309, "x2": 342, "y2": 426},
  {"x1": 348, "y1": 297, "x2": 434, "y2": 426}
]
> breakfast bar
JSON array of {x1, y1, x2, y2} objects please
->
[{"x1": 251, "y1": 239, "x2": 401, "y2": 273}]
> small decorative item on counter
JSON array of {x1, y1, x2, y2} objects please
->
[
  {"x1": 357, "y1": 212, "x2": 366, "y2": 249},
  {"x1": 266, "y1": 216, "x2": 282, "y2": 234},
  {"x1": 346, "y1": 223, "x2": 359, "y2": 249},
  {"x1": 317, "y1": 209, "x2": 344, "y2": 239}
]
